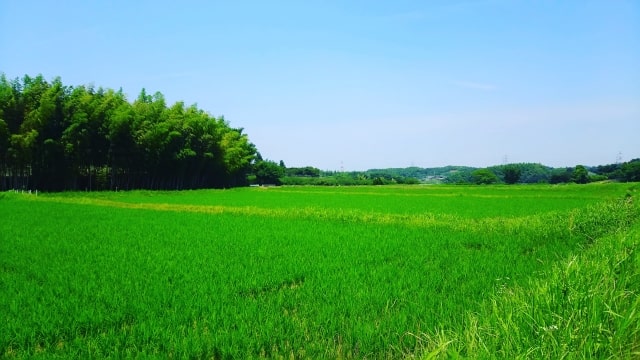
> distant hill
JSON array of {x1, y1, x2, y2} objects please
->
[
  {"x1": 363, "y1": 163, "x2": 555, "y2": 184},
  {"x1": 364, "y1": 166, "x2": 476, "y2": 184},
  {"x1": 361, "y1": 161, "x2": 638, "y2": 184},
  {"x1": 283, "y1": 159, "x2": 639, "y2": 186}
]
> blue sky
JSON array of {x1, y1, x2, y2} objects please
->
[{"x1": 1, "y1": 0, "x2": 638, "y2": 170}]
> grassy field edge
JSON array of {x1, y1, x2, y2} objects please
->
[{"x1": 415, "y1": 194, "x2": 640, "y2": 359}]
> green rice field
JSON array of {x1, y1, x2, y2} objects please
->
[{"x1": 1, "y1": 183, "x2": 639, "y2": 358}]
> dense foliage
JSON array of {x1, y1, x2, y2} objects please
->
[
  {"x1": 0, "y1": 74, "x2": 256, "y2": 191},
  {"x1": 251, "y1": 156, "x2": 285, "y2": 185},
  {"x1": 471, "y1": 168, "x2": 499, "y2": 185},
  {"x1": 502, "y1": 164, "x2": 522, "y2": 184},
  {"x1": 592, "y1": 158, "x2": 640, "y2": 182},
  {"x1": 304, "y1": 162, "x2": 640, "y2": 186}
]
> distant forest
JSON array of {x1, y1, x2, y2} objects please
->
[
  {"x1": 281, "y1": 161, "x2": 640, "y2": 186},
  {"x1": 1, "y1": 74, "x2": 638, "y2": 191}
]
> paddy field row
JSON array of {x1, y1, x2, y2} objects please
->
[{"x1": 0, "y1": 183, "x2": 637, "y2": 358}]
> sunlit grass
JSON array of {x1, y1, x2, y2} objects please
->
[
  {"x1": 415, "y1": 197, "x2": 640, "y2": 359},
  {"x1": 1, "y1": 183, "x2": 637, "y2": 358}
]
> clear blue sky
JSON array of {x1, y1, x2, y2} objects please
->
[{"x1": 1, "y1": 0, "x2": 638, "y2": 170}]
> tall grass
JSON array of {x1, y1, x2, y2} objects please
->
[
  {"x1": 415, "y1": 195, "x2": 640, "y2": 359},
  {"x1": 0, "y1": 184, "x2": 637, "y2": 358}
]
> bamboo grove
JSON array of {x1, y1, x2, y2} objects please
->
[{"x1": 0, "y1": 74, "x2": 257, "y2": 191}]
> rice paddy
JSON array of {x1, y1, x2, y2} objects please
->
[{"x1": 1, "y1": 183, "x2": 638, "y2": 358}]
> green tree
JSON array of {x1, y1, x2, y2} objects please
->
[
  {"x1": 0, "y1": 73, "x2": 261, "y2": 190},
  {"x1": 253, "y1": 159, "x2": 284, "y2": 185},
  {"x1": 32, "y1": 78, "x2": 67, "y2": 190},
  {"x1": 8, "y1": 130, "x2": 38, "y2": 189},
  {"x1": 372, "y1": 177, "x2": 386, "y2": 185},
  {"x1": 519, "y1": 163, "x2": 552, "y2": 183},
  {"x1": 286, "y1": 166, "x2": 320, "y2": 177},
  {"x1": 503, "y1": 165, "x2": 521, "y2": 184},
  {"x1": 572, "y1": 165, "x2": 590, "y2": 184},
  {"x1": 621, "y1": 159, "x2": 640, "y2": 182},
  {"x1": 446, "y1": 170, "x2": 473, "y2": 184},
  {"x1": 107, "y1": 103, "x2": 136, "y2": 189},
  {"x1": 220, "y1": 127, "x2": 257, "y2": 186},
  {"x1": 550, "y1": 168, "x2": 572, "y2": 184},
  {"x1": 0, "y1": 75, "x2": 20, "y2": 134},
  {"x1": 472, "y1": 168, "x2": 499, "y2": 185},
  {"x1": 0, "y1": 119, "x2": 8, "y2": 190}
]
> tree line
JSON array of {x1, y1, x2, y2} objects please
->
[
  {"x1": 0, "y1": 74, "x2": 257, "y2": 191},
  {"x1": 2, "y1": 74, "x2": 637, "y2": 191},
  {"x1": 441, "y1": 161, "x2": 640, "y2": 185},
  {"x1": 277, "y1": 161, "x2": 640, "y2": 186}
]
